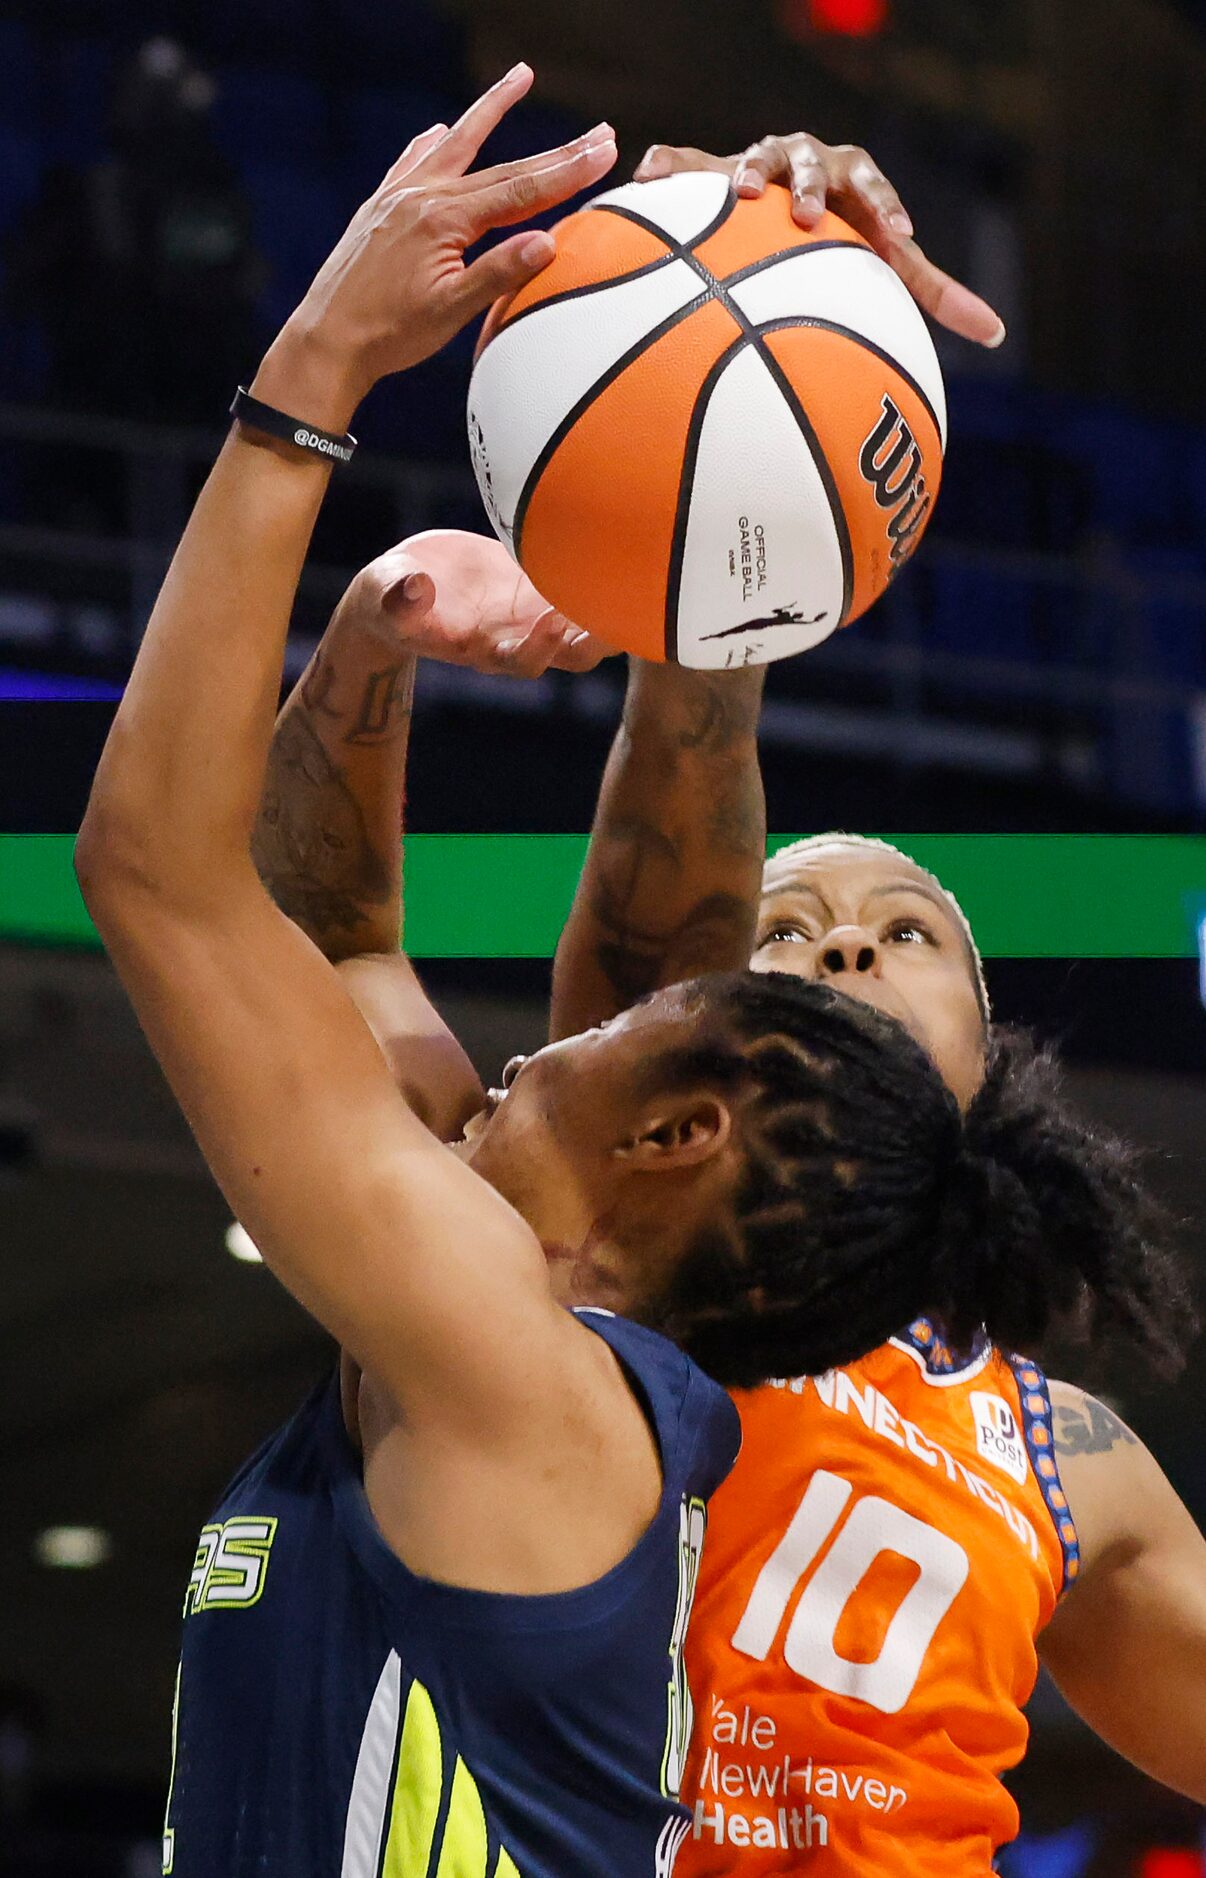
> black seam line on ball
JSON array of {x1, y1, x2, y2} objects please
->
[
  {"x1": 482, "y1": 190, "x2": 740, "y2": 348},
  {"x1": 663, "y1": 336, "x2": 748, "y2": 661},
  {"x1": 510, "y1": 281, "x2": 721, "y2": 559},
  {"x1": 746, "y1": 334, "x2": 853, "y2": 624},
  {"x1": 751, "y1": 315, "x2": 945, "y2": 445},
  {"x1": 711, "y1": 238, "x2": 874, "y2": 291},
  {"x1": 508, "y1": 197, "x2": 866, "y2": 621},
  {"x1": 662, "y1": 326, "x2": 854, "y2": 658},
  {"x1": 588, "y1": 209, "x2": 860, "y2": 628},
  {"x1": 593, "y1": 199, "x2": 868, "y2": 292},
  {"x1": 591, "y1": 183, "x2": 739, "y2": 254},
  {"x1": 481, "y1": 250, "x2": 679, "y2": 343},
  {"x1": 685, "y1": 271, "x2": 855, "y2": 626}
]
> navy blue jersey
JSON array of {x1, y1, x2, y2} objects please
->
[{"x1": 162, "y1": 1309, "x2": 741, "y2": 1877}]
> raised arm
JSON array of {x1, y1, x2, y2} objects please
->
[
  {"x1": 1038, "y1": 1381, "x2": 1206, "y2": 1801},
  {"x1": 252, "y1": 572, "x2": 416, "y2": 961},
  {"x1": 253, "y1": 529, "x2": 613, "y2": 1132},
  {"x1": 253, "y1": 529, "x2": 610, "y2": 961},
  {"x1": 549, "y1": 124, "x2": 1006, "y2": 1044},
  {"x1": 76, "y1": 79, "x2": 620, "y2": 1438},
  {"x1": 550, "y1": 661, "x2": 766, "y2": 1041}
]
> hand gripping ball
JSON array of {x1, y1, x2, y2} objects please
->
[{"x1": 467, "y1": 172, "x2": 946, "y2": 668}]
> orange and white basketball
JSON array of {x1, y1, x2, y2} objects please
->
[{"x1": 467, "y1": 173, "x2": 946, "y2": 667}]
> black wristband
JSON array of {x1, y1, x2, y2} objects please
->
[{"x1": 231, "y1": 387, "x2": 357, "y2": 465}]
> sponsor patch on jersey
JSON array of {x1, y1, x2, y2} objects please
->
[{"x1": 968, "y1": 1392, "x2": 1028, "y2": 1485}]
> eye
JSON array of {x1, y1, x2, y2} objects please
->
[
  {"x1": 757, "y1": 920, "x2": 810, "y2": 946},
  {"x1": 884, "y1": 918, "x2": 934, "y2": 947}
]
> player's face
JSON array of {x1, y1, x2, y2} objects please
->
[
  {"x1": 454, "y1": 988, "x2": 720, "y2": 1310},
  {"x1": 752, "y1": 844, "x2": 986, "y2": 1109}
]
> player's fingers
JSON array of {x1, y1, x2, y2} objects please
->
[
  {"x1": 830, "y1": 144, "x2": 914, "y2": 243},
  {"x1": 491, "y1": 608, "x2": 570, "y2": 677},
  {"x1": 450, "y1": 122, "x2": 616, "y2": 203},
  {"x1": 451, "y1": 134, "x2": 616, "y2": 248},
  {"x1": 380, "y1": 567, "x2": 436, "y2": 622},
  {"x1": 634, "y1": 143, "x2": 733, "y2": 181},
  {"x1": 452, "y1": 228, "x2": 556, "y2": 320},
  {"x1": 731, "y1": 135, "x2": 792, "y2": 199},
  {"x1": 780, "y1": 137, "x2": 832, "y2": 226},
  {"x1": 550, "y1": 627, "x2": 615, "y2": 671},
  {"x1": 889, "y1": 237, "x2": 1006, "y2": 347},
  {"x1": 380, "y1": 122, "x2": 451, "y2": 190},
  {"x1": 423, "y1": 62, "x2": 534, "y2": 177}
]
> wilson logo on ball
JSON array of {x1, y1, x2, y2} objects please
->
[{"x1": 859, "y1": 394, "x2": 933, "y2": 572}]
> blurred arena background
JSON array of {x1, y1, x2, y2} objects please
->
[{"x1": 0, "y1": 0, "x2": 1203, "y2": 1872}]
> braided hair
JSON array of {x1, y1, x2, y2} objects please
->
[{"x1": 641, "y1": 972, "x2": 1195, "y2": 1389}]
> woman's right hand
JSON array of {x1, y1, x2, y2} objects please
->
[
  {"x1": 635, "y1": 131, "x2": 1004, "y2": 348},
  {"x1": 255, "y1": 65, "x2": 617, "y2": 429}
]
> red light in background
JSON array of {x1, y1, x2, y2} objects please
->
[
  {"x1": 1139, "y1": 1854, "x2": 1204, "y2": 1878},
  {"x1": 808, "y1": 0, "x2": 889, "y2": 35}
]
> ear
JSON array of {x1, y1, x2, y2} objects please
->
[{"x1": 613, "y1": 1095, "x2": 733, "y2": 1171}]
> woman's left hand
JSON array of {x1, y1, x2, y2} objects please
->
[
  {"x1": 261, "y1": 65, "x2": 617, "y2": 425},
  {"x1": 327, "y1": 529, "x2": 614, "y2": 677}
]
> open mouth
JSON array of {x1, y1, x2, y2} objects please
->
[{"x1": 457, "y1": 1087, "x2": 507, "y2": 1147}]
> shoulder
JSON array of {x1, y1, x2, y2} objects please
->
[
  {"x1": 1048, "y1": 1379, "x2": 1172, "y2": 1580},
  {"x1": 1049, "y1": 1379, "x2": 1143, "y2": 1465},
  {"x1": 574, "y1": 1310, "x2": 741, "y2": 1499}
]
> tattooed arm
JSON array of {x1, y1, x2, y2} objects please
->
[
  {"x1": 255, "y1": 531, "x2": 609, "y2": 962},
  {"x1": 254, "y1": 531, "x2": 610, "y2": 1135},
  {"x1": 549, "y1": 660, "x2": 766, "y2": 1043},
  {"x1": 1037, "y1": 1380, "x2": 1206, "y2": 1799},
  {"x1": 253, "y1": 597, "x2": 414, "y2": 960}
]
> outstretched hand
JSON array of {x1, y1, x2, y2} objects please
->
[
  {"x1": 275, "y1": 65, "x2": 617, "y2": 422},
  {"x1": 635, "y1": 131, "x2": 1004, "y2": 349},
  {"x1": 328, "y1": 530, "x2": 614, "y2": 677}
]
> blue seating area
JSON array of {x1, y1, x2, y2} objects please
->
[
  {"x1": 0, "y1": 0, "x2": 1203, "y2": 789},
  {"x1": 0, "y1": 4, "x2": 584, "y2": 420}
]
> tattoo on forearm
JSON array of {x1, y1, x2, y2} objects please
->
[
  {"x1": 253, "y1": 712, "x2": 393, "y2": 943},
  {"x1": 1054, "y1": 1398, "x2": 1138, "y2": 1458},
  {"x1": 708, "y1": 777, "x2": 764, "y2": 857},
  {"x1": 623, "y1": 671, "x2": 763, "y2": 755},
  {"x1": 300, "y1": 647, "x2": 342, "y2": 719},
  {"x1": 344, "y1": 661, "x2": 416, "y2": 746},
  {"x1": 300, "y1": 646, "x2": 416, "y2": 746},
  {"x1": 588, "y1": 813, "x2": 757, "y2": 1002},
  {"x1": 595, "y1": 891, "x2": 755, "y2": 1003},
  {"x1": 677, "y1": 679, "x2": 762, "y2": 752}
]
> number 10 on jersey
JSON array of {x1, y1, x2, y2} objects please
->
[{"x1": 732, "y1": 1470, "x2": 969, "y2": 1715}]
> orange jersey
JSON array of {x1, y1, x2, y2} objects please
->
[{"x1": 680, "y1": 1320, "x2": 1078, "y2": 1877}]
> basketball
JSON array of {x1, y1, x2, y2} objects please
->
[{"x1": 467, "y1": 172, "x2": 946, "y2": 667}]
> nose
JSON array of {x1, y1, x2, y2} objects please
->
[
  {"x1": 502, "y1": 1054, "x2": 527, "y2": 1088},
  {"x1": 816, "y1": 925, "x2": 881, "y2": 980}
]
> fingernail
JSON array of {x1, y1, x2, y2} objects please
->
[
  {"x1": 986, "y1": 319, "x2": 1007, "y2": 349},
  {"x1": 402, "y1": 574, "x2": 425, "y2": 601},
  {"x1": 887, "y1": 210, "x2": 914, "y2": 236},
  {"x1": 734, "y1": 163, "x2": 757, "y2": 190},
  {"x1": 585, "y1": 121, "x2": 614, "y2": 145},
  {"x1": 519, "y1": 232, "x2": 553, "y2": 264},
  {"x1": 795, "y1": 193, "x2": 824, "y2": 220},
  {"x1": 495, "y1": 638, "x2": 520, "y2": 656},
  {"x1": 505, "y1": 61, "x2": 531, "y2": 82}
]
